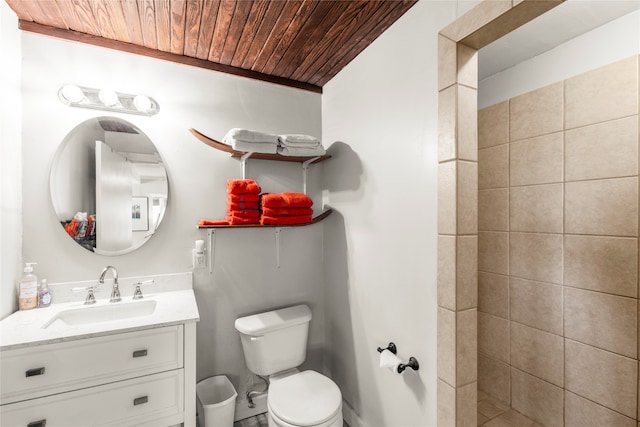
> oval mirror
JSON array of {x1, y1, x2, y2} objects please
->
[{"x1": 50, "y1": 117, "x2": 168, "y2": 255}]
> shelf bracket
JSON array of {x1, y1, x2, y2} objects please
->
[
  {"x1": 241, "y1": 152, "x2": 253, "y2": 179},
  {"x1": 275, "y1": 227, "x2": 282, "y2": 268},
  {"x1": 207, "y1": 229, "x2": 215, "y2": 274},
  {"x1": 301, "y1": 156, "x2": 321, "y2": 195}
]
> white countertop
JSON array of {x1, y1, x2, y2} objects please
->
[{"x1": 0, "y1": 273, "x2": 200, "y2": 351}]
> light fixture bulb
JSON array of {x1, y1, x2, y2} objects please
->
[
  {"x1": 99, "y1": 89, "x2": 119, "y2": 107},
  {"x1": 60, "y1": 85, "x2": 84, "y2": 103},
  {"x1": 134, "y1": 95, "x2": 152, "y2": 112}
]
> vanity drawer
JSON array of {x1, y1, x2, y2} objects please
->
[
  {"x1": 1, "y1": 369, "x2": 184, "y2": 427},
  {"x1": 1, "y1": 325, "x2": 183, "y2": 404}
]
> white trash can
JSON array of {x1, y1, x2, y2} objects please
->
[{"x1": 197, "y1": 375, "x2": 238, "y2": 427}]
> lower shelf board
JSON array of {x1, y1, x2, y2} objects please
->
[{"x1": 197, "y1": 209, "x2": 333, "y2": 229}]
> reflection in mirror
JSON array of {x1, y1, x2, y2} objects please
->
[{"x1": 50, "y1": 117, "x2": 168, "y2": 255}]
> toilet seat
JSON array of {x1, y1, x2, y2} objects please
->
[{"x1": 268, "y1": 370, "x2": 342, "y2": 427}]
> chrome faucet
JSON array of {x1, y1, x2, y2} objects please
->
[{"x1": 99, "y1": 266, "x2": 121, "y2": 303}]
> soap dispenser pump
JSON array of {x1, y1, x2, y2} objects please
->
[{"x1": 18, "y1": 262, "x2": 38, "y2": 310}]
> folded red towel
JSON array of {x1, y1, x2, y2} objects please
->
[
  {"x1": 199, "y1": 219, "x2": 230, "y2": 226},
  {"x1": 262, "y1": 207, "x2": 313, "y2": 217},
  {"x1": 260, "y1": 192, "x2": 313, "y2": 208},
  {"x1": 228, "y1": 193, "x2": 260, "y2": 204},
  {"x1": 260, "y1": 215, "x2": 312, "y2": 225},
  {"x1": 226, "y1": 214, "x2": 260, "y2": 225},
  {"x1": 227, "y1": 179, "x2": 261, "y2": 195},
  {"x1": 226, "y1": 209, "x2": 260, "y2": 218},
  {"x1": 227, "y1": 201, "x2": 260, "y2": 211}
]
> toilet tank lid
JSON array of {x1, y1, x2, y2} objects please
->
[{"x1": 235, "y1": 304, "x2": 312, "y2": 335}]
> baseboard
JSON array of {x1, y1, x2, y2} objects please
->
[
  {"x1": 342, "y1": 399, "x2": 367, "y2": 427},
  {"x1": 234, "y1": 393, "x2": 268, "y2": 422}
]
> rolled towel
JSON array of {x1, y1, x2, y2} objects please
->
[
  {"x1": 262, "y1": 207, "x2": 313, "y2": 217},
  {"x1": 227, "y1": 179, "x2": 261, "y2": 195},
  {"x1": 261, "y1": 214, "x2": 313, "y2": 226},
  {"x1": 277, "y1": 145, "x2": 326, "y2": 157},
  {"x1": 278, "y1": 134, "x2": 321, "y2": 146},
  {"x1": 228, "y1": 193, "x2": 260, "y2": 204},
  {"x1": 227, "y1": 201, "x2": 260, "y2": 211},
  {"x1": 228, "y1": 138, "x2": 278, "y2": 154},
  {"x1": 223, "y1": 128, "x2": 279, "y2": 144}
]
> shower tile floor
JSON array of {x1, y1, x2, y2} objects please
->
[{"x1": 477, "y1": 390, "x2": 543, "y2": 427}]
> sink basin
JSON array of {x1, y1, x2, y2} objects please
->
[{"x1": 42, "y1": 299, "x2": 157, "y2": 329}]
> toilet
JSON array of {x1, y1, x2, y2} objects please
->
[{"x1": 235, "y1": 304, "x2": 343, "y2": 427}]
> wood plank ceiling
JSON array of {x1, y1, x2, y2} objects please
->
[{"x1": 5, "y1": 0, "x2": 417, "y2": 93}]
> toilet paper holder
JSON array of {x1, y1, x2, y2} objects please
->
[{"x1": 376, "y1": 342, "x2": 420, "y2": 373}]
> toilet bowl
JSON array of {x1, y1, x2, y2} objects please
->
[{"x1": 235, "y1": 305, "x2": 343, "y2": 427}]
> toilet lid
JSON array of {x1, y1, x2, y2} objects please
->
[{"x1": 269, "y1": 370, "x2": 341, "y2": 426}]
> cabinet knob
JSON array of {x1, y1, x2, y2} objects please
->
[
  {"x1": 25, "y1": 367, "x2": 45, "y2": 377},
  {"x1": 27, "y1": 420, "x2": 46, "y2": 427},
  {"x1": 133, "y1": 396, "x2": 149, "y2": 406}
]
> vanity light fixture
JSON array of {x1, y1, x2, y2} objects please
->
[{"x1": 57, "y1": 85, "x2": 159, "y2": 116}]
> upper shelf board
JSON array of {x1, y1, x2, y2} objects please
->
[
  {"x1": 198, "y1": 209, "x2": 333, "y2": 229},
  {"x1": 189, "y1": 129, "x2": 331, "y2": 164}
]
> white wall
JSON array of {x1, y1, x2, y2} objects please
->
[
  {"x1": 321, "y1": 2, "x2": 458, "y2": 426},
  {"x1": 479, "y1": 9, "x2": 640, "y2": 108},
  {"x1": 0, "y1": 1, "x2": 22, "y2": 318},
  {"x1": 16, "y1": 33, "x2": 324, "y2": 396}
]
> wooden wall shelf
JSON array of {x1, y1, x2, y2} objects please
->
[
  {"x1": 189, "y1": 128, "x2": 331, "y2": 164},
  {"x1": 198, "y1": 209, "x2": 333, "y2": 229}
]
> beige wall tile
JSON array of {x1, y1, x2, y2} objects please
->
[
  {"x1": 564, "y1": 235, "x2": 638, "y2": 298},
  {"x1": 457, "y1": 161, "x2": 478, "y2": 235},
  {"x1": 438, "y1": 307, "x2": 456, "y2": 386},
  {"x1": 458, "y1": 85, "x2": 478, "y2": 162},
  {"x1": 479, "y1": 144, "x2": 508, "y2": 190},
  {"x1": 565, "y1": 177, "x2": 638, "y2": 237},
  {"x1": 565, "y1": 56, "x2": 639, "y2": 129},
  {"x1": 510, "y1": 232, "x2": 563, "y2": 284},
  {"x1": 510, "y1": 82, "x2": 563, "y2": 141},
  {"x1": 478, "y1": 312, "x2": 509, "y2": 363},
  {"x1": 478, "y1": 354, "x2": 510, "y2": 405},
  {"x1": 457, "y1": 382, "x2": 477, "y2": 427},
  {"x1": 510, "y1": 184, "x2": 563, "y2": 233},
  {"x1": 456, "y1": 41, "x2": 477, "y2": 89},
  {"x1": 479, "y1": 188, "x2": 509, "y2": 232},
  {"x1": 510, "y1": 132, "x2": 563, "y2": 186},
  {"x1": 437, "y1": 379, "x2": 456, "y2": 426},
  {"x1": 511, "y1": 322, "x2": 563, "y2": 387},
  {"x1": 478, "y1": 272, "x2": 509, "y2": 319},
  {"x1": 457, "y1": 309, "x2": 477, "y2": 387},
  {"x1": 438, "y1": 34, "x2": 457, "y2": 91},
  {"x1": 438, "y1": 235, "x2": 457, "y2": 310},
  {"x1": 439, "y1": 86, "x2": 457, "y2": 162},
  {"x1": 565, "y1": 116, "x2": 638, "y2": 181},
  {"x1": 565, "y1": 339, "x2": 638, "y2": 418},
  {"x1": 438, "y1": 161, "x2": 457, "y2": 234},
  {"x1": 478, "y1": 231, "x2": 509, "y2": 275},
  {"x1": 565, "y1": 391, "x2": 636, "y2": 427},
  {"x1": 457, "y1": 236, "x2": 478, "y2": 311},
  {"x1": 478, "y1": 101, "x2": 508, "y2": 149},
  {"x1": 564, "y1": 287, "x2": 638, "y2": 358},
  {"x1": 511, "y1": 368, "x2": 564, "y2": 427},
  {"x1": 439, "y1": 0, "x2": 512, "y2": 43},
  {"x1": 510, "y1": 277, "x2": 563, "y2": 335}
]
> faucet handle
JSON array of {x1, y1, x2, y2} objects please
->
[
  {"x1": 132, "y1": 280, "x2": 155, "y2": 300},
  {"x1": 72, "y1": 286, "x2": 97, "y2": 305}
]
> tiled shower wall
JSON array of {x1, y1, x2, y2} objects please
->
[{"x1": 477, "y1": 55, "x2": 640, "y2": 427}]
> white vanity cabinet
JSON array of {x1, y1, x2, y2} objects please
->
[{"x1": 0, "y1": 323, "x2": 197, "y2": 427}]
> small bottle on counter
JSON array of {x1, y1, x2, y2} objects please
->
[
  {"x1": 18, "y1": 262, "x2": 38, "y2": 310},
  {"x1": 38, "y1": 279, "x2": 52, "y2": 308}
]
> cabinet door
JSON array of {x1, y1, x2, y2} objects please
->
[
  {"x1": 1, "y1": 370, "x2": 184, "y2": 427},
  {"x1": 1, "y1": 325, "x2": 183, "y2": 404}
]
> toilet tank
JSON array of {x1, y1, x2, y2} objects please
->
[{"x1": 234, "y1": 304, "x2": 312, "y2": 376}]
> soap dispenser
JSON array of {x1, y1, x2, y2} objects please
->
[
  {"x1": 18, "y1": 262, "x2": 38, "y2": 310},
  {"x1": 38, "y1": 279, "x2": 52, "y2": 308}
]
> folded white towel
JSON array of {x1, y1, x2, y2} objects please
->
[
  {"x1": 278, "y1": 134, "x2": 321, "y2": 147},
  {"x1": 224, "y1": 128, "x2": 279, "y2": 144},
  {"x1": 229, "y1": 138, "x2": 278, "y2": 154},
  {"x1": 277, "y1": 145, "x2": 326, "y2": 157}
]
